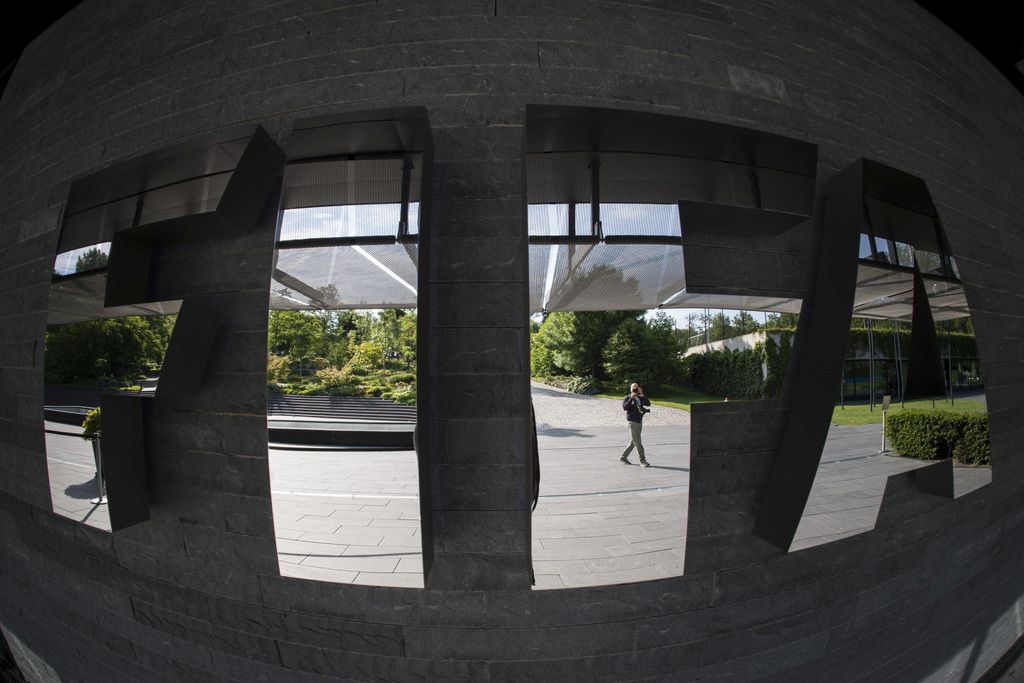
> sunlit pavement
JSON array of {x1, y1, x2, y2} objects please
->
[{"x1": 45, "y1": 414, "x2": 991, "y2": 590}]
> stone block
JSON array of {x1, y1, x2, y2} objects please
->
[
  {"x1": 430, "y1": 464, "x2": 529, "y2": 509},
  {"x1": 425, "y1": 551, "x2": 532, "y2": 590}
]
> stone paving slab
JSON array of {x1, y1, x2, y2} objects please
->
[{"x1": 44, "y1": 393, "x2": 993, "y2": 590}]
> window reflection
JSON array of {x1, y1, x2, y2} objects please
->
[{"x1": 54, "y1": 243, "x2": 111, "y2": 276}]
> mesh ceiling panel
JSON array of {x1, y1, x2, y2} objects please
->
[
  {"x1": 659, "y1": 292, "x2": 803, "y2": 313},
  {"x1": 852, "y1": 265, "x2": 913, "y2": 311},
  {"x1": 600, "y1": 203, "x2": 680, "y2": 237},
  {"x1": 533, "y1": 243, "x2": 685, "y2": 311},
  {"x1": 847, "y1": 264, "x2": 969, "y2": 321},
  {"x1": 529, "y1": 244, "x2": 555, "y2": 311},
  {"x1": 528, "y1": 204, "x2": 571, "y2": 237},
  {"x1": 273, "y1": 243, "x2": 418, "y2": 309},
  {"x1": 279, "y1": 204, "x2": 418, "y2": 241},
  {"x1": 922, "y1": 277, "x2": 970, "y2": 321}
]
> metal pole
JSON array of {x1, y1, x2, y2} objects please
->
[
  {"x1": 90, "y1": 437, "x2": 106, "y2": 505},
  {"x1": 892, "y1": 323, "x2": 901, "y2": 400},
  {"x1": 881, "y1": 409, "x2": 886, "y2": 453},
  {"x1": 868, "y1": 319, "x2": 875, "y2": 411},
  {"x1": 880, "y1": 395, "x2": 891, "y2": 454},
  {"x1": 896, "y1": 321, "x2": 905, "y2": 408},
  {"x1": 398, "y1": 157, "x2": 412, "y2": 237},
  {"x1": 840, "y1": 364, "x2": 845, "y2": 409},
  {"x1": 948, "y1": 321, "x2": 955, "y2": 407}
]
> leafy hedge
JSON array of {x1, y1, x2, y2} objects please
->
[
  {"x1": 846, "y1": 328, "x2": 977, "y2": 359},
  {"x1": 678, "y1": 335, "x2": 791, "y2": 400},
  {"x1": 885, "y1": 411, "x2": 990, "y2": 466},
  {"x1": 681, "y1": 348, "x2": 763, "y2": 399}
]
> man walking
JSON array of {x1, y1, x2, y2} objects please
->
[{"x1": 620, "y1": 382, "x2": 652, "y2": 467}]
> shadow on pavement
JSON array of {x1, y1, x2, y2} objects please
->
[{"x1": 64, "y1": 476, "x2": 100, "y2": 500}]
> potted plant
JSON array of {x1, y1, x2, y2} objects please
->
[{"x1": 81, "y1": 407, "x2": 106, "y2": 504}]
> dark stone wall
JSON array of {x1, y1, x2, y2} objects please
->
[{"x1": 1, "y1": 1, "x2": 1022, "y2": 680}]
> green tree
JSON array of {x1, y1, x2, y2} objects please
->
[
  {"x1": 766, "y1": 312, "x2": 800, "y2": 330},
  {"x1": 45, "y1": 315, "x2": 170, "y2": 384},
  {"x1": 602, "y1": 313, "x2": 682, "y2": 391},
  {"x1": 74, "y1": 247, "x2": 108, "y2": 272},
  {"x1": 732, "y1": 311, "x2": 760, "y2": 335},
  {"x1": 268, "y1": 310, "x2": 328, "y2": 375},
  {"x1": 707, "y1": 312, "x2": 734, "y2": 342},
  {"x1": 531, "y1": 310, "x2": 642, "y2": 378}
]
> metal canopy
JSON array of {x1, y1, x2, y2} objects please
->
[
  {"x1": 286, "y1": 107, "x2": 430, "y2": 161},
  {"x1": 281, "y1": 156, "x2": 423, "y2": 210},
  {"x1": 48, "y1": 113, "x2": 972, "y2": 325},
  {"x1": 527, "y1": 152, "x2": 813, "y2": 213},
  {"x1": 48, "y1": 271, "x2": 181, "y2": 324},
  {"x1": 525, "y1": 104, "x2": 819, "y2": 316},
  {"x1": 526, "y1": 105, "x2": 818, "y2": 177},
  {"x1": 60, "y1": 125, "x2": 255, "y2": 253}
]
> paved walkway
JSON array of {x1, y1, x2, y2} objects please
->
[{"x1": 44, "y1": 384, "x2": 991, "y2": 589}]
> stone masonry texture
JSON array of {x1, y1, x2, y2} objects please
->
[{"x1": 1, "y1": 0, "x2": 1023, "y2": 680}]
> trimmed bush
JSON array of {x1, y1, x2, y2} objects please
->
[
  {"x1": 885, "y1": 411, "x2": 990, "y2": 466},
  {"x1": 566, "y1": 375, "x2": 602, "y2": 395},
  {"x1": 681, "y1": 348, "x2": 764, "y2": 400}
]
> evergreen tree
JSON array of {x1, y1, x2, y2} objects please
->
[
  {"x1": 74, "y1": 247, "x2": 108, "y2": 272},
  {"x1": 531, "y1": 310, "x2": 642, "y2": 378}
]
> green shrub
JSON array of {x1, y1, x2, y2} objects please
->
[
  {"x1": 383, "y1": 384, "x2": 417, "y2": 405},
  {"x1": 315, "y1": 366, "x2": 356, "y2": 389},
  {"x1": 321, "y1": 385, "x2": 357, "y2": 396},
  {"x1": 885, "y1": 411, "x2": 990, "y2": 465},
  {"x1": 81, "y1": 408, "x2": 101, "y2": 440},
  {"x1": 566, "y1": 375, "x2": 602, "y2": 395},
  {"x1": 760, "y1": 334, "x2": 791, "y2": 398},
  {"x1": 683, "y1": 348, "x2": 764, "y2": 400},
  {"x1": 952, "y1": 414, "x2": 991, "y2": 466},
  {"x1": 267, "y1": 354, "x2": 292, "y2": 383}
]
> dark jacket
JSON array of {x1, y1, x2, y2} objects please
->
[{"x1": 622, "y1": 394, "x2": 651, "y2": 423}]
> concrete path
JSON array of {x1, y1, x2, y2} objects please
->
[{"x1": 43, "y1": 386, "x2": 992, "y2": 589}]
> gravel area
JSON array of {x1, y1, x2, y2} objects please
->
[{"x1": 530, "y1": 381, "x2": 692, "y2": 430}]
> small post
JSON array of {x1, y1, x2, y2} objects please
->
[
  {"x1": 948, "y1": 321, "x2": 955, "y2": 407},
  {"x1": 880, "y1": 394, "x2": 891, "y2": 454},
  {"x1": 90, "y1": 436, "x2": 107, "y2": 505},
  {"x1": 840, "y1": 364, "x2": 846, "y2": 409}
]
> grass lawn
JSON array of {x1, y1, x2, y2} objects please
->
[
  {"x1": 589, "y1": 380, "x2": 987, "y2": 423},
  {"x1": 830, "y1": 398, "x2": 987, "y2": 426},
  {"x1": 594, "y1": 384, "x2": 722, "y2": 412}
]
